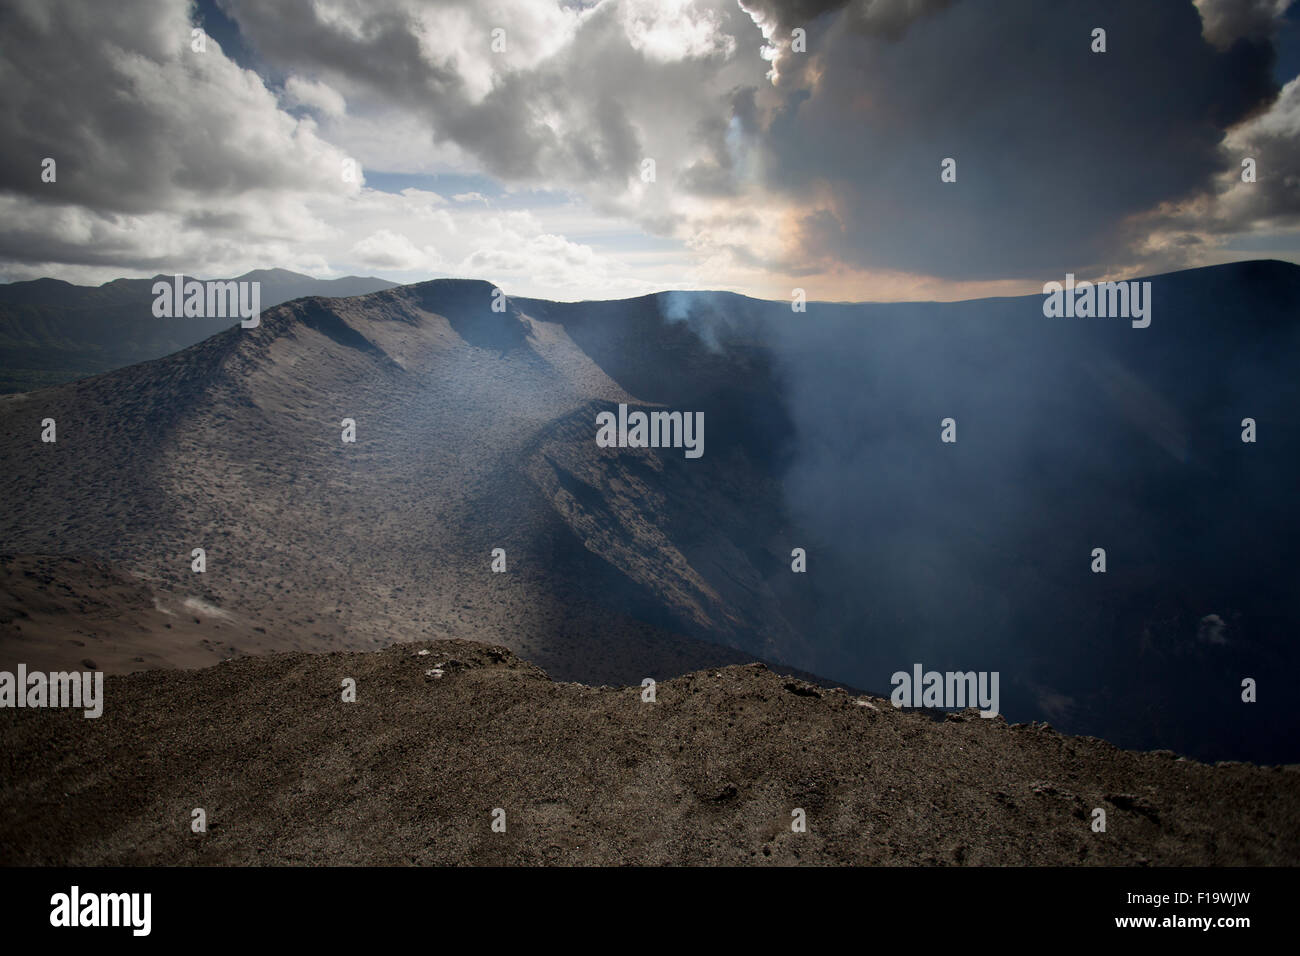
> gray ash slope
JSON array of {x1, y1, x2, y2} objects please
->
[
  {"x1": 0, "y1": 276, "x2": 826, "y2": 689},
  {"x1": 1, "y1": 640, "x2": 1296, "y2": 866},
  {"x1": 2, "y1": 262, "x2": 1299, "y2": 762}
]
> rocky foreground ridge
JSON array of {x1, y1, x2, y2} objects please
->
[{"x1": 2, "y1": 640, "x2": 1295, "y2": 866}]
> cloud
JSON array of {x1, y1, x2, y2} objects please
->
[
  {"x1": 1, "y1": 0, "x2": 1297, "y2": 299},
  {"x1": 350, "y1": 229, "x2": 439, "y2": 270},
  {"x1": 1219, "y1": 74, "x2": 1300, "y2": 226},
  {"x1": 0, "y1": 0, "x2": 667, "y2": 296},
  {"x1": 1195, "y1": 0, "x2": 1294, "y2": 46},
  {"x1": 732, "y1": 0, "x2": 1283, "y2": 281},
  {"x1": 284, "y1": 75, "x2": 348, "y2": 117},
  {"x1": 739, "y1": 0, "x2": 955, "y2": 79},
  {"x1": 0, "y1": 0, "x2": 356, "y2": 271},
  {"x1": 622, "y1": 0, "x2": 738, "y2": 61},
  {"x1": 219, "y1": 0, "x2": 634, "y2": 184}
]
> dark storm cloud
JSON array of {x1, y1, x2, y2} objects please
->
[
  {"x1": 1196, "y1": 0, "x2": 1294, "y2": 45},
  {"x1": 740, "y1": 0, "x2": 954, "y2": 42},
  {"x1": 748, "y1": 0, "x2": 1282, "y2": 280}
]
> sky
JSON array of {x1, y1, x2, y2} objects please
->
[{"x1": 0, "y1": 0, "x2": 1297, "y2": 301}]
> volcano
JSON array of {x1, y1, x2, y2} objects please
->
[{"x1": 2, "y1": 261, "x2": 1299, "y2": 768}]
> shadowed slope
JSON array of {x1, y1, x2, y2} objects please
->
[{"x1": 0, "y1": 280, "x2": 815, "y2": 686}]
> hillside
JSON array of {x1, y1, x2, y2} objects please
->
[
  {"x1": 2, "y1": 640, "x2": 1295, "y2": 866},
  {"x1": 0, "y1": 277, "x2": 814, "y2": 689},
  {"x1": 1, "y1": 262, "x2": 1298, "y2": 763},
  {"x1": 0, "y1": 269, "x2": 396, "y2": 392}
]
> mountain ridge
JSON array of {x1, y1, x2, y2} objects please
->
[
  {"x1": 0, "y1": 269, "x2": 399, "y2": 393},
  {"x1": 1, "y1": 260, "x2": 1297, "y2": 762},
  {"x1": 3, "y1": 639, "x2": 1296, "y2": 866}
]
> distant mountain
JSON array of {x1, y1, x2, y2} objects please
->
[
  {"x1": 0, "y1": 269, "x2": 397, "y2": 392},
  {"x1": 0, "y1": 261, "x2": 1296, "y2": 763}
]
